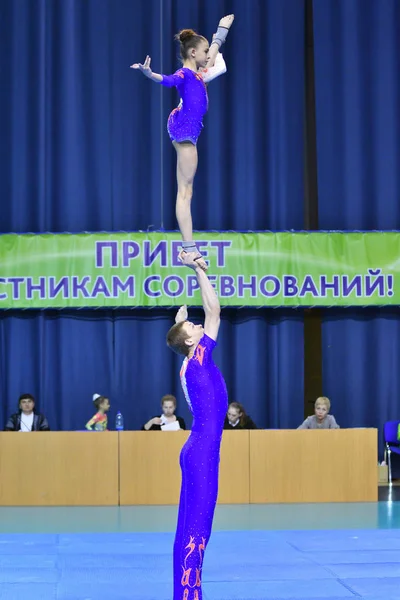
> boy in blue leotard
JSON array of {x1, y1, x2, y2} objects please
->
[{"x1": 166, "y1": 251, "x2": 228, "y2": 600}]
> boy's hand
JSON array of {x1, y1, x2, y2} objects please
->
[
  {"x1": 175, "y1": 305, "x2": 188, "y2": 324},
  {"x1": 178, "y1": 250, "x2": 208, "y2": 272}
]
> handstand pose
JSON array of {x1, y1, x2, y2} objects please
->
[
  {"x1": 131, "y1": 15, "x2": 234, "y2": 269},
  {"x1": 166, "y1": 251, "x2": 228, "y2": 599}
]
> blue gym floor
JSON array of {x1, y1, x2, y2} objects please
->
[{"x1": 1, "y1": 498, "x2": 400, "y2": 600}]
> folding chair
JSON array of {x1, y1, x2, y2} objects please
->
[{"x1": 384, "y1": 421, "x2": 400, "y2": 484}]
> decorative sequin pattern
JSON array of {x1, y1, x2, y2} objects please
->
[
  {"x1": 160, "y1": 68, "x2": 208, "y2": 145},
  {"x1": 174, "y1": 334, "x2": 228, "y2": 599}
]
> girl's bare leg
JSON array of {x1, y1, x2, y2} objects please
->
[{"x1": 174, "y1": 141, "x2": 207, "y2": 271}]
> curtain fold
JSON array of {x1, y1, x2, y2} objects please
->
[
  {"x1": 313, "y1": 0, "x2": 400, "y2": 230},
  {"x1": 313, "y1": 0, "x2": 400, "y2": 455}
]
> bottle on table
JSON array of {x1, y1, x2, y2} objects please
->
[{"x1": 115, "y1": 412, "x2": 124, "y2": 431}]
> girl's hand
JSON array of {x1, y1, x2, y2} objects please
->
[
  {"x1": 219, "y1": 14, "x2": 235, "y2": 29},
  {"x1": 130, "y1": 55, "x2": 153, "y2": 78}
]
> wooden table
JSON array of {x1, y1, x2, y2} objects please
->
[
  {"x1": 0, "y1": 429, "x2": 377, "y2": 506},
  {"x1": 119, "y1": 430, "x2": 250, "y2": 505},
  {"x1": 249, "y1": 429, "x2": 378, "y2": 503},
  {"x1": 0, "y1": 432, "x2": 119, "y2": 506}
]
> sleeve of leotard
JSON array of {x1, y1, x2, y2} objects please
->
[
  {"x1": 193, "y1": 333, "x2": 217, "y2": 366},
  {"x1": 159, "y1": 69, "x2": 185, "y2": 88},
  {"x1": 201, "y1": 53, "x2": 227, "y2": 84}
]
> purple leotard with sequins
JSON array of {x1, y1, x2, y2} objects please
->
[
  {"x1": 160, "y1": 68, "x2": 208, "y2": 145},
  {"x1": 174, "y1": 333, "x2": 228, "y2": 600}
]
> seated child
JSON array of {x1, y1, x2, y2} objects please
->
[{"x1": 85, "y1": 394, "x2": 110, "y2": 431}]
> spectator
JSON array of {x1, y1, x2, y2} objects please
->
[
  {"x1": 224, "y1": 402, "x2": 257, "y2": 430},
  {"x1": 142, "y1": 394, "x2": 186, "y2": 431},
  {"x1": 86, "y1": 394, "x2": 110, "y2": 431},
  {"x1": 4, "y1": 393, "x2": 50, "y2": 432},
  {"x1": 297, "y1": 396, "x2": 339, "y2": 429}
]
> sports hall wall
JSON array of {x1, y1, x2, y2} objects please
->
[{"x1": 1, "y1": 0, "x2": 399, "y2": 442}]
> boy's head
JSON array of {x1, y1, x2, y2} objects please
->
[
  {"x1": 314, "y1": 396, "x2": 330, "y2": 420},
  {"x1": 166, "y1": 320, "x2": 204, "y2": 356}
]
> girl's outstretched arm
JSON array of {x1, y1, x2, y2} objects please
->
[
  {"x1": 130, "y1": 56, "x2": 185, "y2": 88},
  {"x1": 207, "y1": 14, "x2": 234, "y2": 67},
  {"x1": 130, "y1": 55, "x2": 162, "y2": 82}
]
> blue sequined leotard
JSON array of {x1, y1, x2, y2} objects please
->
[
  {"x1": 174, "y1": 333, "x2": 228, "y2": 599},
  {"x1": 160, "y1": 68, "x2": 208, "y2": 145}
]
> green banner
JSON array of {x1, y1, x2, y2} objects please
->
[{"x1": 0, "y1": 232, "x2": 398, "y2": 308}]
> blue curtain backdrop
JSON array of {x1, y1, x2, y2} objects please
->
[
  {"x1": 313, "y1": 0, "x2": 400, "y2": 456},
  {"x1": 0, "y1": 0, "x2": 305, "y2": 431}
]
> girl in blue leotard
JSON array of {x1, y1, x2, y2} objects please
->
[{"x1": 131, "y1": 15, "x2": 234, "y2": 268}]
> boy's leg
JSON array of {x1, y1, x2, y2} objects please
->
[{"x1": 173, "y1": 436, "x2": 221, "y2": 600}]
